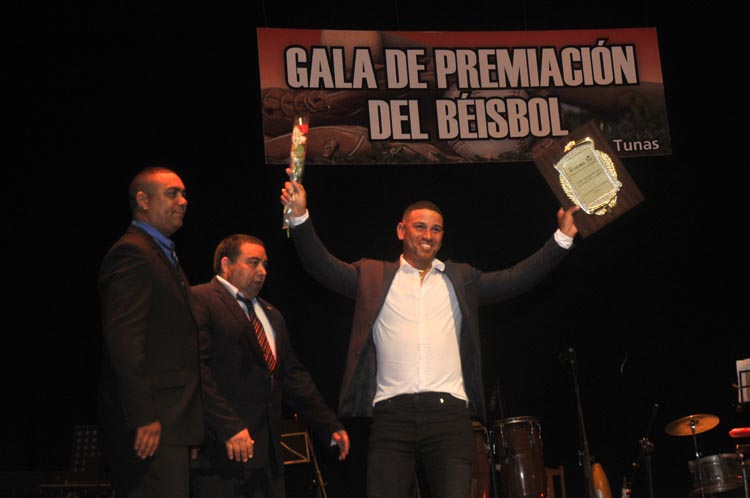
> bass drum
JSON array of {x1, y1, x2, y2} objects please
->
[{"x1": 494, "y1": 416, "x2": 547, "y2": 498}]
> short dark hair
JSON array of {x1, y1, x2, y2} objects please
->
[
  {"x1": 402, "y1": 200, "x2": 442, "y2": 220},
  {"x1": 212, "y1": 234, "x2": 265, "y2": 274},
  {"x1": 128, "y1": 166, "x2": 177, "y2": 213}
]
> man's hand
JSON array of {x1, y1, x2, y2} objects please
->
[
  {"x1": 557, "y1": 205, "x2": 580, "y2": 238},
  {"x1": 226, "y1": 429, "x2": 255, "y2": 462},
  {"x1": 134, "y1": 421, "x2": 161, "y2": 459},
  {"x1": 331, "y1": 429, "x2": 350, "y2": 461},
  {"x1": 280, "y1": 167, "x2": 308, "y2": 218}
]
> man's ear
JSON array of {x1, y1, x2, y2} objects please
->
[
  {"x1": 397, "y1": 222, "x2": 405, "y2": 240},
  {"x1": 220, "y1": 256, "x2": 230, "y2": 274},
  {"x1": 136, "y1": 191, "x2": 149, "y2": 210}
]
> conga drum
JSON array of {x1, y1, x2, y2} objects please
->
[
  {"x1": 494, "y1": 416, "x2": 547, "y2": 498},
  {"x1": 471, "y1": 421, "x2": 492, "y2": 498}
]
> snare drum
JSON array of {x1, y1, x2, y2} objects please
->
[{"x1": 688, "y1": 453, "x2": 743, "y2": 496}]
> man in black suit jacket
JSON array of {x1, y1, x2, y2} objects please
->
[
  {"x1": 98, "y1": 166, "x2": 204, "y2": 497},
  {"x1": 281, "y1": 170, "x2": 579, "y2": 498},
  {"x1": 191, "y1": 234, "x2": 349, "y2": 498}
]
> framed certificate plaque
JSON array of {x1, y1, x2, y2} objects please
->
[{"x1": 532, "y1": 120, "x2": 644, "y2": 238}]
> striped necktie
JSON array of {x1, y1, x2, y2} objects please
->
[{"x1": 238, "y1": 296, "x2": 276, "y2": 373}]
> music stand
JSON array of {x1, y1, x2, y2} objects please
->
[
  {"x1": 281, "y1": 426, "x2": 312, "y2": 465},
  {"x1": 737, "y1": 358, "x2": 750, "y2": 408},
  {"x1": 281, "y1": 419, "x2": 328, "y2": 498},
  {"x1": 731, "y1": 359, "x2": 750, "y2": 498},
  {"x1": 39, "y1": 425, "x2": 112, "y2": 497}
]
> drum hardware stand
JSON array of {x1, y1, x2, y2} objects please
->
[
  {"x1": 664, "y1": 414, "x2": 720, "y2": 498},
  {"x1": 729, "y1": 428, "x2": 750, "y2": 498},
  {"x1": 738, "y1": 444, "x2": 750, "y2": 498},
  {"x1": 561, "y1": 347, "x2": 597, "y2": 498},
  {"x1": 689, "y1": 419, "x2": 706, "y2": 498},
  {"x1": 488, "y1": 379, "x2": 505, "y2": 498},
  {"x1": 485, "y1": 428, "x2": 501, "y2": 498}
]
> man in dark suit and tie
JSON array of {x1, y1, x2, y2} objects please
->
[
  {"x1": 191, "y1": 233, "x2": 349, "y2": 498},
  {"x1": 98, "y1": 166, "x2": 205, "y2": 497},
  {"x1": 280, "y1": 169, "x2": 579, "y2": 498}
]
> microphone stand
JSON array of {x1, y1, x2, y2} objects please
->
[
  {"x1": 564, "y1": 348, "x2": 597, "y2": 498},
  {"x1": 629, "y1": 403, "x2": 658, "y2": 498}
]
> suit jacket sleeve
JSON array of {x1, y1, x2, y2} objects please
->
[
  {"x1": 279, "y1": 331, "x2": 344, "y2": 443},
  {"x1": 192, "y1": 287, "x2": 247, "y2": 442},
  {"x1": 477, "y1": 235, "x2": 570, "y2": 304},
  {"x1": 291, "y1": 217, "x2": 359, "y2": 299},
  {"x1": 99, "y1": 242, "x2": 158, "y2": 427}
]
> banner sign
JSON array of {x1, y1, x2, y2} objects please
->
[{"x1": 257, "y1": 27, "x2": 670, "y2": 165}]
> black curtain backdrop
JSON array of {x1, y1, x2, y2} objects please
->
[{"x1": 7, "y1": 1, "x2": 746, "y2": 498}]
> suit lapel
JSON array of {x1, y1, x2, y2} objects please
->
[
  {"x1": 443, "y1": 263, "x2": 468, "y2": 318},
  {"x1": 128, "y1": 225, "x2": 177, "y2": 278},
  {"x1": 211, "y1": 278, "x2": 271, "y2": 368},
  {"x1": 380, "y1": 261, "x2": 399, "y2": 309},
  {"x1": 129, "y1": 225, "x2": 197, "y2": 322}
]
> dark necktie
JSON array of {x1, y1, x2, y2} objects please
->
[
  {"x1": 166, "y1": 245, "x2": 187, "y2": 289},
  {"x1": 167, "y1": 245, "x2": 179, "y2": 267},
  {"x1": 238, "y1": 296, "x2": 277, "y2": 373}
]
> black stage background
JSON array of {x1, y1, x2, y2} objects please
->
[{"x1": 6, "y1": 1, "x2": 746, "y2": 497}]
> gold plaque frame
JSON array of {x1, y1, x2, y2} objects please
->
[
  {"x1": 533, "y1": 120, "x2": 644, "y2": 238},
  {"x1": 554, "y1": 136, "x2": 622, "y2": 215}
]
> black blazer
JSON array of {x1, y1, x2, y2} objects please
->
[
  {"x1": 98, "y1": 224, "x2": 204, "y2": 445},
  {"x1": 291, "y1": 217, "x2": 571, "y2": 424},
  {"x1": 191, "y1": 277, "x2": 343, "y2": 473}
]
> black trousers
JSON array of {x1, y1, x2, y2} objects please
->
[
  {"x1": 191, "y1": 465, "x2": 285, "y2": 498},
  {"x1": 366, "y1": 392, "x2": 474, "y2": 498},
  {"x1": 106, "y1": 441, "x2": 190, "y2": 498}
]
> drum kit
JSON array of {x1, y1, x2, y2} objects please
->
[
  {"x1": 467, "y1": 412, "x2": 749, "y2": 498},
  {"x1": 664, "y1": 413, "x2": 749, "y2": 498}
]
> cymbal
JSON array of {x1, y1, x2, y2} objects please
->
[{"x1": 665, "y1": 414, "x2": 720, "y2": 436}]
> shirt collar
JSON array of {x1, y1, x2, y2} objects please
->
[
  {"x1": 216, "y1": 275, "x2": 254, "y2": 304},
  {"x1": 398, "y1": 255, "x2": 445, "y2": 274},
  {"x1": 131, "y1": 220, "x2": 175, "y2": 253}
]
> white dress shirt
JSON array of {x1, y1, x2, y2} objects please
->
[
  {"x1": 289, "y1": 209, "x2": 573, "y2": 406},
  {"x1": 216, "y1": 275, "x2": 277, "y2": 357},
  {"x1": 372, "y1": 257, "x2": 468, "y2": 405}
]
